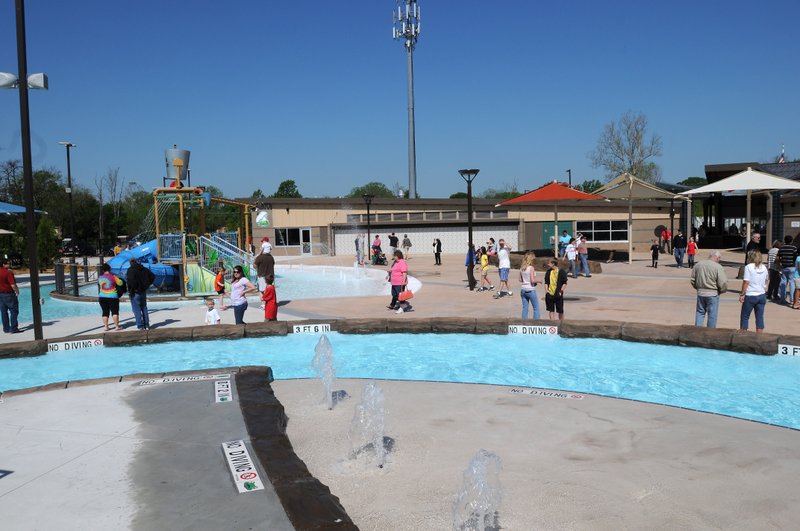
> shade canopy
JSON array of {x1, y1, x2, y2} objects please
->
[
  {"x1": 0, "y1": 228, "x2": 14, "y2": 235},
  {"x1": 0, "y1": 201, "x2": 45, "y2": 215},
  {"x1": 680, "y1": 167, "x2": 800, "y2": 244},
  {"x1": 0, "y1": 201, "x2": 26, "y2": 214},
  {"x1": 496, "y1": 181, "x2": 606, "y2": 255},
  {"x1": 595, "y1": 173, "x2": 681, "y2": 200},
  {"x1": 679, "y1": 167, "x2": 800, "y2": 195},
  {"x1": 594, "y1": 174, "x2": 683, "y2": 264},
  {"x1": 497, "y1": 181, "x2": 606, "y2": 205}
]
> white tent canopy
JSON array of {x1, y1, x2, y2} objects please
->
[{"x1": 680, "y1": 167, "x2": 800, "y2": 245}]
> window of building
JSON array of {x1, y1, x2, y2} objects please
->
[
  {"x1": 275, "y1": 228, "x2": 301, "y2": 246},
  {"x1": 576, "y1": 220, "x2": 628, "y2": 242}
]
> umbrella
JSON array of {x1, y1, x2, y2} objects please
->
[
  {"x1": 680, "y1": 167, "x2": 800, "y2": 243},
  {"x1": 594, "y1": 173, "x2": 685, "y2": 264},
  {"x1": 496, "y1": 181, "x2": 606, "y2": 255},
  {"x1": 0, "y1": 228, "x2": 14, "y2": 235}
]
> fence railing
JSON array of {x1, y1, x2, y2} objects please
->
[{"x1": 198, "y1": 235, "x2": 256, "y2": 284}]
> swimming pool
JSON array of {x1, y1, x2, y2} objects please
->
[
  {"x1": 17, "y1": 266, "x2": 420, "y2": 321},
  {"x1": 2, "y1": 333, "x2": 798, "y2": 429}
]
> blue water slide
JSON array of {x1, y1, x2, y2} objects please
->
[{"x1": 107, "y1": 239, "x2": 178, "y2": 289}]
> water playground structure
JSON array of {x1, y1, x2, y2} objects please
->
[{"x1": 105, "y1": 146, "x2": 257, "y2": 297}]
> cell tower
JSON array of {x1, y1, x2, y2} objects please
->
[{"x1": 393, "y1": 0, "x2": 421, "y2": 199}]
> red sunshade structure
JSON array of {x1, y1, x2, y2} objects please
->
[{"x1": 496, "y1": 181, "x2": 606, "y2": 255}]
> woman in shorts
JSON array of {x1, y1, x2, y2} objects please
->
[
  {"x1": 97, "y1": 263, "x2": 123, "y2": 331},
  {"x1": 543, "y1": 258, "x2": 568, "y2": 321}
]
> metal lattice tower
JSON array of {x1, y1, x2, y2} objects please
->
[{"x1": 393, "y1": 0, "x2": 421, "y2": 199}]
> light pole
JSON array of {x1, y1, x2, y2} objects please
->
[
  {"x1": 459, "y1": 169, "x2": 479, "y2": 290},
  {"x1": 58, "y1": 141, "x2": 76, "y2": 256},
  {"x1": 566, "y1": 169, "x2": 572, "y2": 187},
  {"x1": 393, "y1": 0, "x2": 421, "y2": 199},
  {"x1": 1, "y1": 0, "x2": 49, "y2": 340},
  {"x1": 362, "y1": 194, "x2": 374, "y2": 264}
]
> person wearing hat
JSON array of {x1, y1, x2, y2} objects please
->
[{"x1": 260, "y1": 236, "x2": 272, "y2": 254}]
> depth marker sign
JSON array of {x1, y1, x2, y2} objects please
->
[
  {"x1": 221, "y1": 440, "x2": 264, "y2": 493},
  {"x1": 293, "y1": 323, "x2": 331, "y2": 334},
  {"x1": 778, "y1": 344, "x2": 800, "y2": 356},
  {"x1": 215, "y1": 380, "x2": 233, "y2": 403}
]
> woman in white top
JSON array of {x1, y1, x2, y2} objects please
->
[
  {"x1": 519, "y1": 251, "x2": 541, "y2": 320},
  {"x1": 230, "y1": 266, "x2": 258, "y2": 325},
  {"x1": 739, "y1": 249, "x2": 768, "y2": 332}
]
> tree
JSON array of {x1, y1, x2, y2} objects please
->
[
  {"x1": 251, "y1": 188, "x2": 266, "y2": 198},
  {"x1": 476, "y1": 180, "x2": 520, "y2": 200},
  {"x1": 449, "y1": 191, "x2": 468, "y2": 199},
  {"x1": 36, "y1": 216, "x2": 59, "y2": 269},
  {"x1": 271, "y1": 179, "x2": 302, "y2": 198},
  {"x1": 575, "y1": 179, "x2": 604, "y2": 193},
  {"x1": 589, "y1": 111, "x2": 663, "y2": 183},
  {"x1": 347, "y1": 182, "x2": 395, "y2": 198},
  {"x1": 678, "y1": 176, "x2": 707, "y2": 187}
]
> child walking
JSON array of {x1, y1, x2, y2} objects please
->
[
  {"x1": 215, "y1": 265, "x2": 227, "y2": 310},
  {"x1": 650, "y1": 239, "x2": 660, "y2": 268},
  {"x1": 204, "y1": 299, "x2": 221, "y2": 325},
  {"x1": 687, "y1": 237, "x2": 698, "y2": 268},
  {"x1": 262, "y1": 275, "x2": 278, "y2": 321},
  {"x1": 476, "y1": 246, "x2": 495, "y2": 292}
]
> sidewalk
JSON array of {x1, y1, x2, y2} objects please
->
[{"x1": 5, "y1": 248, "x2": 791, "y2": 343}]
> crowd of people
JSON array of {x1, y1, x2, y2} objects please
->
[{"x1": 6, "y1": 228, "x2": 800, "y2": 336}]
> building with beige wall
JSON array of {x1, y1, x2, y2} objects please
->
[{"x1": 241, "y1": 196, "x2": 681, "y2": 258}]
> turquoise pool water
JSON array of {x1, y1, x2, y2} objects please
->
[
  {"x1": 2, "y1": 333, "x2": 798, "y2": 429},
  {"x1": 16, "y1": 266, "x2": 414, "y2": 321}
]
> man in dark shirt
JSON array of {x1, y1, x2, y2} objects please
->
[
  {"x1": 254, "y1": 250, "x2": 275, "y2": 293},
  {"x1": 0, "y1": 259, "x2": 20, "y2": 333},
  {"x1": 778, "y1": 235, "x2": 798, "y2": 305},
  {"x1": 388, "y1": 233, "x2": 399, "y2": 257},
  {"x1": 127, "y1": 259, "x2": 155, "y2": 330},
  {"x1": 672, "y1": 230, "x2": 687, "y2": 268},
  {"x1": 744, "y1": 232, "x2": 762, "y2": 264}
]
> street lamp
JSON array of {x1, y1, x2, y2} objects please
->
[
  {"x1": 566, "y1": 169, "x2": 572, "y2": 187},
  {"x1": 58, "y1": 141, "x2": 76, "y2": 259},
  {"x1": 459, "y1": 169, "x2": 479, "y2": 290},
  {"x1": 362, "y1": 194, "x2": 374, "y2": 264},
  {"x1": 393, "y1": 0, "x2": 421, "y2": 199},
  {"x1": 1, "y1": 0, "x2": 49, "y2": 340}
]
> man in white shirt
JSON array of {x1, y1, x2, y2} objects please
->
[{"x1": 494, "y1": 239, "x2": 512, "y2": 297}]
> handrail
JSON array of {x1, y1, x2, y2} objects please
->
[{"x1": 198, "y1": 235, "x2": 257, "y2": 284}]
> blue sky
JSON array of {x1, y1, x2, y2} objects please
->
[{"x1": 1, "y1": 0, "x2": 798, "y2": 199}]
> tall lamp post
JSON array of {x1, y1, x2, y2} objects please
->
[
  {"x1": 362, "y1": 194, "x2": 374, "y2": 264},
  {"x1": 393, "y1": 0, "x2": 421, "y2": 199},
  {"x1": 1, "y1": 0, "x2": 49, "y2": 340},
  {"x1": 58, "y1": 141, "x2": 76, "y2": 258},
  {"x1": 459, "y1": 169, "x2": 479, "y2": 290}
]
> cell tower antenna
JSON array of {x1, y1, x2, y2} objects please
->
[{"x1": 393, "y1": 0, "x2": 421, "y2": 198}]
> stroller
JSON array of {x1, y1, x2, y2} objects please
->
[{"x1": 371, "y1": 248, "x2": 387, "y2": 265}]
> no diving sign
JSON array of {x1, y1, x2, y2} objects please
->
[
  {"x1": 221, "y1": 440, "x2": 264, "y2": 493},
  {"x1": 508, "y1": 325, "x2": 558, "y2": 335}
]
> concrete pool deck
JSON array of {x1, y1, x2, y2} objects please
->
[
  {"x1": 6, "y1": 247, "x2": 800, "y2": 343},
  {"x1": 3, "y1": 248, "x2": 800, "y2": 529},
  {"x1": 2, "y1": 371, "x2": 799, "y2": 529}
]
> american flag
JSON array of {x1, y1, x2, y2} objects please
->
[{"x1": 779, "y1": 145, "x2": 785, "y2": 164}]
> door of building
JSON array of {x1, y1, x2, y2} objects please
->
[
  {"x1": 301, "y1": 228, "x2": 312, "y2": 255},
  {"x1": 542, "y1": 221, "x2": 574, "y2": 250}
]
